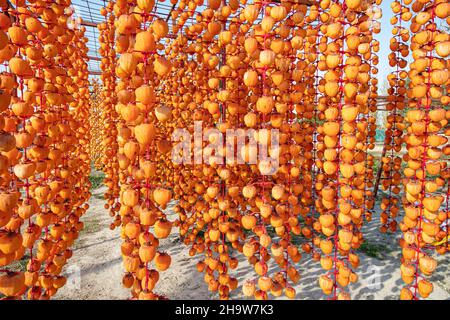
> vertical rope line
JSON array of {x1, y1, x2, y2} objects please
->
[{"x1": 412, "y1": 2, "x2": 436, "y2": 301}]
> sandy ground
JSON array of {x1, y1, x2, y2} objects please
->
[{"x1": 54, "y1": 185, "x2": 450, "y2": 300}]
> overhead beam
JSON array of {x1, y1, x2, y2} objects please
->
[
  {"x1": 81, "y1": 19, "x2": 98, "y2": 28},
  {"x1": 274, "y1": 0, "x2": 317, "y2": 4},
  {"x1": 89, "y1": 71, "x2": 102, "y2": 76},
  {"x1": 165, "y1": 3, "x2": 177, "y2": 22},
  {"x1": 88, "y1": 55, "x2": 102, "y2": 61}
]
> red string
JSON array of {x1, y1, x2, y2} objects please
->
[
  {"x1": 329, "y1": 0, "x2": 350, "y2": 299},
  {"x1": 383, "y1": 0, "x2": 406, "y2": 230},
  {"x1": 411, "y1": 3, "x2": 436, "y2": 301}
]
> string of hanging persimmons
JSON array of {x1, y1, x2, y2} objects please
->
[
  {"x1": 0, "y1": 0, "x2": 91, "y2": 299},
  {"x1": 0, "y1": 0, "x2": 449, "y2": 301}
]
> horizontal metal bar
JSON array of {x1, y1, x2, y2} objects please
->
[
  {"x1": 81, "y1": 19, "x2": 98, "y2": 28},
  {"x1": 88, "y1": 55, "x2": 102, "y2": 61}
]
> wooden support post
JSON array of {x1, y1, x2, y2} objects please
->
[{"x1": 373, "y1": 144, "x2": 387, "y2": 200}]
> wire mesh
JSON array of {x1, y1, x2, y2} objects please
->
[
  {"x1": 71, "y1": 0, "x2": 197, "y2": 76},
  {"x1": 71, "y1": 0, "x2": 317, "y2": 77}
]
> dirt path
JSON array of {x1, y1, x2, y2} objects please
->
[
  {"x1": 55, "y1": 186, "x2": 211, "y2": 300},
  {"x1": 54, "y1": 186, "x2": 128, "y2": 299},
  {"x1": 55, "y1": 186, "x2": 449, "y2": 300}
]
